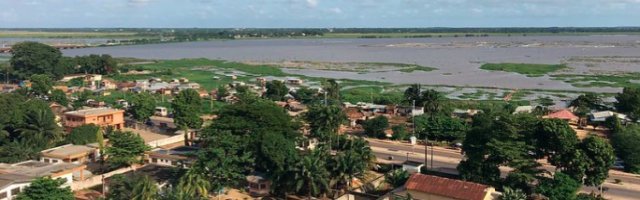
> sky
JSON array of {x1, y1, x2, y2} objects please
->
[{"x1": 1, "y1": 0, "x2": 640, "y2": 28}]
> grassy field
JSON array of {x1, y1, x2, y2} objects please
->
[
  {"x1": 551, "y1": 74, "x2": 640, "y2": 88},
  {"x1": 480, "y1": 63, "x2": 568, "y2": 77}
]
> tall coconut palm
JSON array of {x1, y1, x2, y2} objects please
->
[
  {"x1": 131, "y1": 175, "x2": 159, "y2": 200},
  {"x1": 421, "y1": 89, "x2": 443, "y2": 116},
  {"x1": 323, "y1": 79, "x2": 340, "y2": 102},
  {"x1": 176, "y1": 168, "x2": 211, "y2": 200},
  {"x1": 292, "y1": 149, "x2": 330, "y2": 199},
  {"x1": 18, "y1": 109, "x2": 61, "y2": 148}
]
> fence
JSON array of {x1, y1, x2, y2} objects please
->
[{"x1": 71, "y1": 164, "x2": 145, "y2": 191}]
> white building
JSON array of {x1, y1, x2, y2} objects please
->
[{"x1": 0, "y1": 161, "x2": 86, "y2": 199}]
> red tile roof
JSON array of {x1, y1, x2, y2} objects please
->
[
  {"x1": 544, "y1": 109, "x2": 578, "y2": 121},
  {"x1": 405, "y1": 174, "x2": 490, "y2": 200}
]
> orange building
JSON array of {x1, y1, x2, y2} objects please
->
[{"x1": 64, "y1": 108, "x2": 125, "y2": 131}]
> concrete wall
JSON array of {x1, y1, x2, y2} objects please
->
[
  {"x1": 147, "y1": 133, "x2": 185, "y2": 148},
  {"x1": 71, "y1": 164, "x2": 144, "y2": 191}
]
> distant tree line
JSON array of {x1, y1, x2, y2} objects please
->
[{"x1": 6, "y1": 41, "x2": 118, "y2": 81}]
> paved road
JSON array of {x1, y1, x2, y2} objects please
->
[{"x1": 367, "y1": 139, "x2": 640, "y2": 200}]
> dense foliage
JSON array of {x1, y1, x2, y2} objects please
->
[
  {"x1": 15, "y1": 177, "x2": 74, "y2": 200},
  {"x1": 172, "y1": 89, "x2": 203, "y2": 129},
  {"x1": 66, "y1": 124, "x2": 100, "y2": 145},
  {"x1": 105, "y1": 131, "x2": 150, "y2": 167}
]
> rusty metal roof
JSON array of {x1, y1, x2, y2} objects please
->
[{"x1": 405, "y1": 174, "x2": 490, "y2": 200}]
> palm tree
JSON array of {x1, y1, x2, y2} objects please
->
[
  {"x1": 403, "y1": 84, "x2": 422, "y2": 105},
  {"x1": 292, "y1": 149, "x2": 330, "y2": 199},
  {"x1": 176, "y1": 168, "x2": 211, "y2": 200},
  {"x1": 323, "y1": 79, "x2": 340, "y2": 102},
  {"x1": 131, "y1": 175, "x2": 158, "y2": 200},
  {"x1": 421, "y1": 89, "x2": 442, "y2": 116},
  {"x1": 500, "y1": 187, "x2": 527, "y2": 200},
  {"x1": 18, "y1": 109, "x2": 61, "y2": 148}
]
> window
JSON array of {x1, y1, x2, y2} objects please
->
[
  {"x1": 71, "y1": 158, "x2": 79, "y2": 162},
  {"x1": 44, "y1": 158, "x2": 50, "y2": 163},
  {"x1": 0, "y1": 192, "x2": 7, "y2": 199},
  {"x1": 10, "y1": 188, "x2": 20, "y2": 196},
  {"x1": 152, "y1": 158, "x2": 158, "y2": 163}
]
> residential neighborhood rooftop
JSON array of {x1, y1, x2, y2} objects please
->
[
  {"x1": 65, "y1": 107, "x2": 124, "y2": 117},
  {"x1": 405, "y1": 174, "x2": 491, "y2": 200},
  {"x1": 41, "y1": 144, "x2": 96, "y2": 158},
  {"x1": 0, "y1": 160, "x2": 83, "y2": 178}
]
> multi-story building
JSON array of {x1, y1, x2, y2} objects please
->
[{"x1": 63, "y1": 108, "x2": 125, "y2": 132}]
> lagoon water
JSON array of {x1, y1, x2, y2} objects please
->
[{"x1": 61, "y1": 35, "x2": 640, "y2": 92}]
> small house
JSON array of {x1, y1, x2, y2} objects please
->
[
  {"x1": 402, "y1": 160, "x2": 425, "y2": 174},
  {"x1": 246, "y1": 173, "x2": 271, "y2": 197},
  {"x1": 40, "y1": 144, "x2": 100, "y2": 164},
  {"x1": 154, "y1": 107, "x2": 168, "y2": 117}
]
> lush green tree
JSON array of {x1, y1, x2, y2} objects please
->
[
  {"x1": 75, "y1": 54, "x2": 118, "y2": 75},
  {"x1": 404, "y1": 84, "x2": 423, "y2": 105},
  {"x1": 176, "y1": 168, "x2": 211, "y2": 200},
  {"x1": 615, "y1": 87, "x2": 640, "y2": 121},
  {"x1": 215, "y1": 86, "x2": 229, "y2": 101},
  {"x1": 391, "y1": 125, "x2": 408, "y2": 141},
  {"x1": 72, "y1": 90, "x2": 93, "y2": 109},
  {"x1": 535, "y1": 119, "x2": 580, "y2": 169},
  {"x1": 385, "y1": 169, "x2": 410, "y2": 188},
  {"x1": 105, "y1": 131, "x2": 150, "y2": 167},
  {"x1": 323, "y1": 79, "x2": 340, "y2": 102},
  {"x1": 415, "y1": 114, "x2": 468, "y2": 142},
  {"x1": 106, "y1": 174, "x2": 135, "y2": 200},
  {"x1": 66, "y1": 124, "x2": 100, "y2": 145},
  {"x1": 50, "y1": 89, "x2": 68, "y2": 106},
  {"x1": 172, "y1": 89, "x2": 203, "y2": 129},
  {"x1": 15, "y1": 177, "x2": 74, "y2": 200},
  {"x1": 292, "y1": 86, "x2": 318, "y2": 104},
  {"x1": 67, "y1": 77, "x2": 85, "y2": 87},
  {"x1": 603, "y1": 115, "x2": 622, "y2": 133},
  {"x1": 421, "y1": 89, "x2": 443, "y2": 115},
  {"x1": 305, "y1": 105, "x2": 347, "y2": 138},
  {"x1": 131, "y1": 175, "x2": 159, "y2": 200},
  {"x1": 0, "y1": 141, "x2": 39, "y2": 163},
  {"x1": 195, "y1": 130, "x2": 253, "y2": 191},
  {"x1": 535, "y1": 172, "x2": 581, "y2": 200},
  {"x1": 257, "y1": 131, "x2": 299, "y2": 173},
  {"x1": 579, "y1": 136, "x2": 615, "y2": 187},
  {"x1": 18, "y1": 107, "x2": 62, "y2": 148},
  {"x1": 290, "y1": 149, "x2": 330, "y2": 198},
  {"x1": 264, "y1": 80, "x2": 289, "y2": 101},
  {"x1": 130, "y1": 92, "x2": 156, "y2": 121},
  {"x1": 329, "y1": 137, "x2": 375, "y2": 189},
  {"x1": 362, "y1": 116, "x2": 389, "y2": 138},
  {"x1": 107, "y1": 174, "x2": 158, "y2": 200},
  {"x1": 10, "y1": 41, "x2": 63, "y2": 79},
  {"x1": 500, "y1": 187, "x2": 527, "y2": 200},
  {"x1": 458, "y1": 112, "x2": 538, "y2": 187},
  {"x1": 611, "y1": 124, "x2": 640, "y2": 173},
  {"x1": 29, "y1": 74, "x2": 53, "y2": 96},
  {"x1": 570, "y1": 93, "x2": 603, "y2": 111}
]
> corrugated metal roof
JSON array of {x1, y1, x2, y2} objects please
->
[{"x1": 405, "y1": 174, "x2": 490, "y2": 200}]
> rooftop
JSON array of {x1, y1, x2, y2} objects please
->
[
  {"x1": 65, "y1": 107, "x2": 124, "y2": 117},
  {"x1": 41, "y1": 144, "x2": 96, "y2": 158},
  {"x1": 0, "y1": 160, "x2": 83, "y2": 178},
  {"x1": 405, "y1": 174, "x2": 491, "y2": 200}
]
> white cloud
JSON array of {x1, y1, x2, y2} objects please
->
[{"x1": 306, "y1": 0, "x2": 318, "y2": 8}]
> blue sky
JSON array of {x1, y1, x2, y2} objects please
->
[{"x1": 1, "y1": 0, "x2": 639, "y2": 28}]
